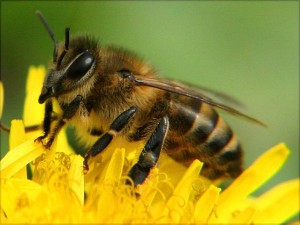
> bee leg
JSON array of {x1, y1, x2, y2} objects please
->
[
  {"x1": 126, "y1": 116, "x2": 169, "y2": 186},
  {"x1": 1, "y1": 101, "x2": 52, "y2": 134},
  {"x1": 34, "y1": 100, "x2": 54, "y2": 143},
  {"x1": 83, "y1": 107, "x2": 137, "y2": 174},
  {"x1": 42, "y1": 120, "x2": 66, "y2": 149},
  {"x1": 38, "y1": 95, "x2": 85, "y2": 149}
]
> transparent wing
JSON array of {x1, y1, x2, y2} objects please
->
[
  {"x1": 174, "y1": 80, "x2": 246, "y2": 108},
  {"x1": 132, "y1": 75, "x2": 266, "y2": 127}
]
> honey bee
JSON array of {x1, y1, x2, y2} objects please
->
[{"x1": 11, "y1": 11, "x2": 265, "y2": 186}]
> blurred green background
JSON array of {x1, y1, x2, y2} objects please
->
[{"x1": 1, "y1": 1, "x2": 298, "y2": 200}]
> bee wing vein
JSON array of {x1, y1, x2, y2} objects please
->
[{"x1": 133, "y1": 76, "x2": 266, "y2": 127}]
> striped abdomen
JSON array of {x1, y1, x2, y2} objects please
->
[{"x1": 166, "y1": 94, "x2": 243, "y2": 180}]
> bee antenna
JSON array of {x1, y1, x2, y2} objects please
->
[
  {"x1": 57, "y1": 27, "x2": 70, "y2": 67},
  {"x1": 0, "y1": 122, "x2": 10, "y2": 133},
  {"x1": 35, "y1": 10, "x2": 58, "y2": 63}
]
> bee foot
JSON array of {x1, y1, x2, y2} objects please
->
[
  {"x1": 83, "y1": 168, "x2": 89, "y2": 175},
  {"x1": 83, "y1": 165, "x2": 89, "y2": 174},
  {"x1": 44, "y1": 141, "x2": 53, "y2": 150},
  {"x1": 34, "y1": 136, "x2": 45, "y2": 144},
  {"x1": 83, "y1": 159, "x2": 89, "y2": 174}
]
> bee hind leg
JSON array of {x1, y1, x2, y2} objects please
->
[
  {"x1": 126, "y1": 116, "x2": 169, "y2": 187},
  {"x1": 83, "y1": 106, "x2": 137, "y2": 174}
]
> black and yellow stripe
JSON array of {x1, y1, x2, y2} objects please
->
[{"x1": 166, "y1": 94, "x2": 243, "y2": 179}]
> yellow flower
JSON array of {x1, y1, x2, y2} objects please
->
[{"x1": 0, "y1": 66, "x2": 299, "y2": 224}]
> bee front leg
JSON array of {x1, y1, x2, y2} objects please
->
[
  {"x1": 36, "y1": 95, "x2": 85, "y2": 149},
  {"x1": 34, "y1": 100, "x2": 54, "y2": 143},
  {"x1": 83, "y1": 107, "x2": 137, "y2": 174},
  {"x1": 127, "y1": 116, "x2": 169, "y2": 187}
]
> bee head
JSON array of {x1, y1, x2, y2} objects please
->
[{"x1": 36, "y1": 11, "x2": 97, "y2": 104}]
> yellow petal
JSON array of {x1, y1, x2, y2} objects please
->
[
  {"x1": 253, "y1": 179, "x2": 300, "y2": 224},
  {"x1": 84, "y1": 140, "x2": 129, "y2": 185},
  {"x1": 95, "y1": 148, "x2": 126, "y2": 218},
  {"x1": 1, "y1": 178, "x2": 47, "y2": 219},
  {"x1": 139, "y1": 168, "x2": 160, "y2": 207},
  {"x1": 9, "y1": 120, "x2": 27, "y2": 179},
  {"x1": 1, "y1": 208, "x2": 7, "y2": 223},
  {"x1": 210, "y1": 143, "x2": 290, "y2": 222},
  {"x1": 104, "y1": 148, "x2": 125, "y2": 182},
  {"x1": 0, "y1": 140, "x2": 44, "y2": 179},
  {"x1": 69, "y1": 154, "x2": 84, "y2": 206},
  {"x1": 228, "y1": 206, "x2": 257, "y2": 224},
  {"x1": 0, "y1": 81, "x2": 3, "y2": 119},
  {"x1": 170, "y1": 160, "x2": 203, "y2": 202},
  {"x1": 23, "y1": 66, "x2": 45, "y2": 127},
  {"x1": 167, "y1": 160, "x2": 203, "y2": 223},
  {"x1": 194, "y1": 184, "x2": 221, "y2": 223},
  {"x1": 158, "y1": 153, "x2": 188, "y2": 186},
  {"x1": 9, "y1": 120, "x2": 26, "y2": 149}
]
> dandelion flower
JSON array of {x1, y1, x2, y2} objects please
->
[{"x1": 0, "y1": 66, "x2": 299, "y2": 224}]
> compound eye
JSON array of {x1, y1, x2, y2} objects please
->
[{"x1": 66, "y1": 51, "x2": 95, "y2": 79}]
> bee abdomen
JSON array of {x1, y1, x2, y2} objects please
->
[
  {"x1": 167, "y1": 96, "x2": 243, "y2": 179},
  {"x1": 193, "y1": 115, "x2": 233, "y2": 156},
  {"x1": 200, "y1": 138, "x2": 243, "y2": 179},
  {"x1": 192, "y1": 109, "x2": 243, "y2": 177},
  {"x1": 169, "y1": 96, "x2": 221, "y2": 148}
]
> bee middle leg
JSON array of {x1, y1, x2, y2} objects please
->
[{"x1": 83, "y1": 107, "x2": 137, "y2": 173}]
